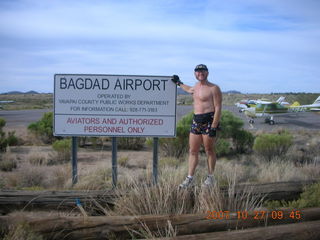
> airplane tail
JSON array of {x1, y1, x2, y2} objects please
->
[
  {"x1": 312, "y1": 96, "x2": 320, "y2": 104},
  {"x1": 276, "y1": 96, "x2": 285, "y2": 103}
]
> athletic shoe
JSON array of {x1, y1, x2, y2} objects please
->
[
  {"x1": 202, "y1": 175, "x2": 215, "y2": 187},
  {"x1": 179, "y1": 177, "x2": 194, "y2": 189}
]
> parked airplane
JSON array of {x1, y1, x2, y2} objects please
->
[
  {"x1": 243, "y1": 96, "x2": 320, "y2": 125},
  {"x1": 0, "y1": 100, "x2": 14, "y2": 109},
  {"x1": 235, "y1": 96, "x2": 289, "y2": 112}
]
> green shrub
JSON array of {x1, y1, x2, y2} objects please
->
[
  {"x1": 118, "y1": 137, "x2": 146, "y2": 150},
  {"x1": 0, "y1": 159, "x2": 17, "y2": 171},
  {"x1": 253, "y1": 132, "x2": 293, "y2": 161},
  {"x1": 159, "y1": 112, "x2": 193, "y2": 158},
  {"x1": 219, "y1": 110, "x2": 244, "y2": 139},
  {"x1": 219, "y1": 111, "x2": 254, "y2": 154},
  {"x1": 28, "y1": 112, "x2": 54, "y2": 143},
  {"x1": 289, "y1": 182, "x2": 320, "y2": 208},
  {"x1": 0, "y1": 131, "x2": 8, "y2": 152},
  {"x1": 233, "y1": 129, "x2": 255, "y2": 154},
  {"x1": 215, "y1": 138, "x2": 231, "y2": 157},
  {"x1": 159, "y1": 111, "x2": 254, "y2": 158},
  {"x1": 0, "y1": 118, "x2": 8, "y2": 152},
  {"x1": 52, "y1": 139, "x2": 71, "y2": 163},
  {"x1": 0, "y1": 118, "x2": 5, "y2": 129},
  {"x1": 265, "y1": 182, "x2": 320, "y2": 209},
  {"x1": 7, "y1": 131, "x2": 18, "y2": 146}
]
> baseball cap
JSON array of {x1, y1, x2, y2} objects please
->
[{"x1": 194, "y1": 64, "x2": 208, "y2": 72}]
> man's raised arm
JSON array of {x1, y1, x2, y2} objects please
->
[{"x1": 171, "y1": 75, "x2": 194, "y2": 94}]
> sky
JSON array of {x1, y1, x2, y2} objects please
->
[{"x1": 0, "y1": 0, "x2": 320, "y2": 94}]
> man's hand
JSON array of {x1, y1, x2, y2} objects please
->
[
  {"x1": 209, "y1": 128, "x2": 217, "y2": 138},
  {"x1": 171, "y1": 75, "x2": 183, "y2": 86}
]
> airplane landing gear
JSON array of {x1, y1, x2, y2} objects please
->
[
  {"x1": 249, "y1": 119, "x2": 254, "y2": 124},
  {"x1": 264, "y1": 116, "x2": 275, "y2": 125}
]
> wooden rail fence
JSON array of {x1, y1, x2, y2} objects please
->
[
  {"x1": 0, "y1": 208, "x2": 320, "y2": 239},
  {"x1": 0, "y1": 180, "x2": 317, "y2": 214}
]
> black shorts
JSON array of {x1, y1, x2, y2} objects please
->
[{"x1": 190, "y1": 112, "x2": 214, "y2": 135}]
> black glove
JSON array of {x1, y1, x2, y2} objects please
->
[
  {"x1": 209, "y1": 128, "x2": 217, "y2": 138},
  {"x1": 171, "y1": 75, "x2": 183, "y2": 86}
]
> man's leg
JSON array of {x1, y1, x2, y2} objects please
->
[
  {"x1": 188, "y1": 133, "x2": 202, "y2": 176},
  {"x1": 202, "y1": 134, "x2": 216, "y2": 174}
]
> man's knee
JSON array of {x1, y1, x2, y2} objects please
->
[
  {"x1": 204, "y1": 146, "x2": 215, "y2": 155},
  {"x1": 189, "y1": 148, "x2": 199, "y2": 156}
]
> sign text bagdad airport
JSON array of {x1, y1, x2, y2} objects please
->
[
  {"x1": 54, "y1": 74, "x2": 177, "y2": 137},
  {"x1": 59, "y1": 77, "x2": 168, "y2": 91}
]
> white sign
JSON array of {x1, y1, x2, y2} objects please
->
[{"x1": 54, "y1": 74, "x2": 177, "y2": 137}]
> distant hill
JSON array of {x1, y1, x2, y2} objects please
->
[
  {"x1": 177, "y1": 88, "x2": 189, "y2": 95},
  {"x1": 1, "y1": 90, "x2": 39, "y2": 95},
  {"x1": 224, "y1": 90, "x2": 242, "y2": 94},
  {"x1": 178, "y1": 88, "x2": 241, "y2": 95}
]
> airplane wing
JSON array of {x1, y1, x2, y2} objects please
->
[{"x1": 294, "y1": 96, "x2": 320, "y2": 109}]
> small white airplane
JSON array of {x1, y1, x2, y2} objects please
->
[
  {"x1": 0, "y1": 100, "x2": 15, "y2": 109},
  {"x1": 242, "y1": 96, "x2": 320, "y2": 125},
  {"x1": 235, "y1": 96, "x2": 289, "y2": 112}
]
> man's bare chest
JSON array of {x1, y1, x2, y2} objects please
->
[{"x1": 193, "y1": 86, "x2": 213, "y2": 102}]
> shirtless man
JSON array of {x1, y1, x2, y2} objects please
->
[{"x1": 172, "y1": 64, "x2": 222, "y2": 188}]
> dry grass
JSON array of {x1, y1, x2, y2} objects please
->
[
  {"x1": 1, "y1": 143, "x2": 319, "y2": 192},
  {"x1": 128, "y1": 220, "x2": 177, "y2": 239},
  {"x1": 108, "y1": 163, "x2": 265, "y2": 218},
  {"x1": 0, "y1": 93, "x2": 52, "y2": 110}
]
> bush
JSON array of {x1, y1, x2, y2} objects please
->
[
  {"x1": 0, "y1": 159, "x2": 17, "y2": 171},
  {"x1": 159, "y1": 111, "x2": 254, "y2": 158},
  {"x1": 118, "y1": 137, "x2": 146, "y2": 150},
  {"x1": 159, "y1": 112, "x2": 193, "y2": 158},
  {"x1": 52, "y1": 139, "x2": 71, "y2": 163},
  {"x1": 289, "y1": 182, "x2": 320, "y2": 208},
  {"x1": 0, "y1": 118, "x2": 6, "y2": 129},
  {"x1": 253, "y1": 131, "x2": 293, "y2": 161},
  {"x1": 233, "y1": 129, "x2": 255, "y2": 154},
  {"x1": 265, "y1": 182, "x2": 320, "y2": 209},
  {"x1": 215, "y1": 138, "x2": 231, "y2": 157},
  {"x1": 28, "y1": 112, "x2": 54, "y2": 143},
  {"x1": 7, "y1": 131, "x2": 18, "y2": 146},
  {"x1": 0, "y1": 118, "x2": 17, "y2": 152},
  {"x1": 0, "y1": 130, "x2": 8, "y2": 152},
  {"x1": 219, "y1": 110, "x2": 244, "y2": 139}
]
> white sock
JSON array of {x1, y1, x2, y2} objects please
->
[{"x1": 187, "y1": 175, "x2": 193, "y2": 179}]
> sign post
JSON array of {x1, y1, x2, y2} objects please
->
[
  {"x1": 111, "y1": 137, "x2": 117, "y2": 188},
  {"x1": 152, "y1": 137, "x2": 159, "y2": 184},
  {"x1": 71, "y1": 136, "x2": 78, "y2": 184},
  {"x1": 54, "y1": 74, "x2": 177, "y2": 186}
]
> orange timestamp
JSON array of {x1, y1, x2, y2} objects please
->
[{"x1": 206, "y1": 210, "x2": 302, "y2": 220}]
